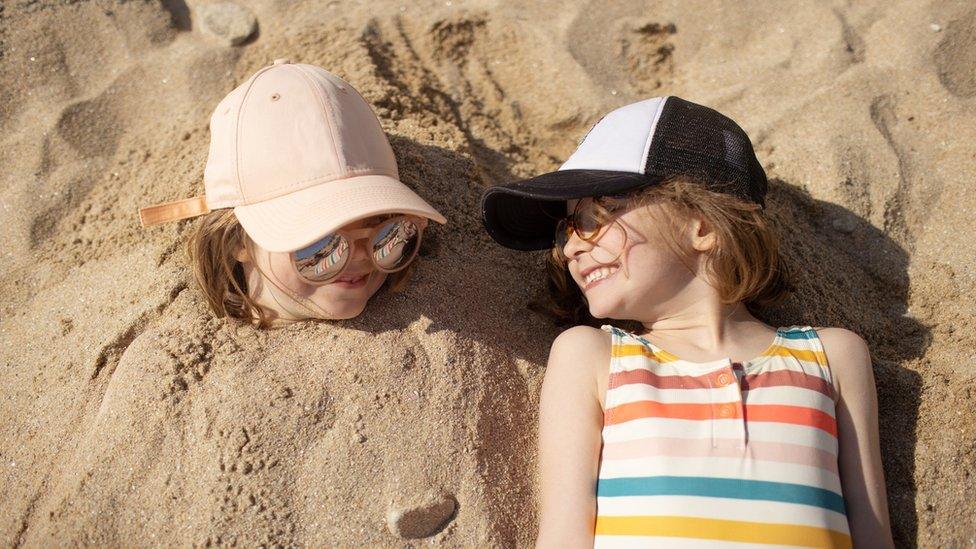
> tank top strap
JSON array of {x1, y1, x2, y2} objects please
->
[
  {"x1": 600, "y1": 324, "x2": 645, "y2": 390},
  {"x1": 600, "y1": 324, "x2": 624, "y2": 375},
  {"x1": 600, "y1": 324, "x2": 627, "y2": 426},
  {"x1": 776, "y1": 325, "x2": 836, "y2": 395}
]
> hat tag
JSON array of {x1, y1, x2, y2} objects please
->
[{"x1": 139, "y1": 195, "x2": 210, "y2": 227}]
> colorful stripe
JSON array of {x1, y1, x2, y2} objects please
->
[
  {"x1": 779, "y1": 329, "x2": 820, "y2": 340},
  {"x1": 598, "y1": 456, "x2": 843, "y2": 495},
  {"x1": 761, "y1": 345, "x2": 828, "y2": 366},
  {"x1": 601, "y1": 436, "x2": 840, "y2": 474},
  {"x1": 595, "y1": 493, "x2": 852, "y2": 533},
  {"x1": 612, "y1": 344, "x2": 678, "y2": 362},
  {"x1": 607, "y1": 385, "x2": 836, "y2": 414},
  {"x1": 612, "y1": 341, "x2": 827, "y2": 367},
  {"x1": 741, "y1": 369, "x2": 835, "y2": 399},
  {"x1": 594, "y1": 515, "x2": 852, "y2": 548},
  {"x1": 602, "y1": 417, "x2": 840, "y2": 456},
  {"x1": 610, "y1": 367, "x2": 834, "y2": 397},
  {"x1": 596, "y1": 476, "x2": 846, "y2": 514},
  {"x1": 605, "y1": 400, "x2": 838, "y2": 437}
]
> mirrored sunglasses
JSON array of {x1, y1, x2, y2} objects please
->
[{"x1": 291, "y1": 215, "x2": 425, "y2": 284}]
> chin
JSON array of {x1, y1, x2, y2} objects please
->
[
  {"x1": 311, "y1": 274, "x2": 388, "y2": 320},
  {"x1": 587, "y1": 303, "x2": 617, "y2": 320},
  {"x1": 584, "y1": 293, "x2": 627, "y2": 320},
  {"x1": 327, "y1": 300, "x2": 369, "y2": 320}
]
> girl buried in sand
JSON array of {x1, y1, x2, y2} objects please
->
[
  {"x1": 140, "y1": 59, "x2": 445, "y2": 327},
  {"x1": 481, "y1": 97, "x2": 894, "y2": 547}
]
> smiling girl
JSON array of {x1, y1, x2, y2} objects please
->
[
  {"x1": 482, "y1": 97, "x2": 894, "y2": 548},
  {"x1": 141, "y1": 59, "x2": 445, "y2": 326}
]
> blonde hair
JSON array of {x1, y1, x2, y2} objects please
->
[
  {"x1": 545, "y1": 177, "x2": 791, "y2": 325},
  {"x1": 186, "y1": 210, "x2": 416, "y2": 328}
]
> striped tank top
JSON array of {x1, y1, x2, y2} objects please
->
[{"x1": 594, "y1": 325, "x2": 851, "y2": 548}]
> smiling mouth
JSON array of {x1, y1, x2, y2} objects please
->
[
  {"x1": 582, "y1": 265, "x2": 619, "y2": 289},
  {"x1": 330, "y1": 273, "x2": 369, "y2": 287}
]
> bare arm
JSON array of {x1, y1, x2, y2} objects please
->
[
  {"x1": 819, "y1": 328, "x2": 895, "y2": 549},
  {"x1": 536, "y1": 326, "x2": 609, "y2": 548}
]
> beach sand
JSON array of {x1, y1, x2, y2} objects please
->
[{"x1": 1, "y1": 0, "x2": 974, "y2": 546}]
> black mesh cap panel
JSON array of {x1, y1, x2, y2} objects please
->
[{"x1": 645, "y1": 97, "x2": 767, "y2": 206}]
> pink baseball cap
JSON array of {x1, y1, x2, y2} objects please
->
[{"x1": 139, "y1": 58, "x2": 446, "y2": 252}]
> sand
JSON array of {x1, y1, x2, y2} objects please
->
[{"x1": 1, "y1": 0, "x2": 974, "y2": 546}]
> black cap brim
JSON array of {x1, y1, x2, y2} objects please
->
[{"x1": 480, "y1": 169, "x2": 651, "y2": 251}]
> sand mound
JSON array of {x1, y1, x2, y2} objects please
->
[{"x1": 1, "y1": 1, "x2": 973, "y2": 546}]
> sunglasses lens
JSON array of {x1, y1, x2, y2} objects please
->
[
  {"x1": 293, "y1": 233, "x2": 349, "y2": 282},
  {"x1": 574, "y1": 199, "x2": 606, "y2": 239},
  {"x1": 372, "y1": 219, "x2": 421, "y2": 271}
]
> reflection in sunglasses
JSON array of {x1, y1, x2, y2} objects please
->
[
  {"x1": 317, "y1": 239, "x2": 348, "y2": 273},
  {"x1": 373, "y1": 222, "x2": 417, "y2": 260},
  {"x1": 292, "y1": 218, "x2": 423, "y2": 283},
  {"x1": 295, "y1": 234, "x2": 341, "y2": 261}
]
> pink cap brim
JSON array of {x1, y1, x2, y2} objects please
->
[{"x1": 233, "y1": 174, "x2": 447, "y2": 252}]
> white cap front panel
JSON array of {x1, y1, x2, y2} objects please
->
[{"x1": 559, "y1": 96, "x2": 669, "y2": 174}]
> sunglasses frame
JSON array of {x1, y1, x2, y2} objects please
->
[
  {"x1": 554, "y1": 196, "x2": 630, "y2": 259},
  {"x1": 289, "y1": 214, "x2": 428, "y2": 285}
]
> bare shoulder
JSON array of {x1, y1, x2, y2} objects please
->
[
  {"x1": 550, "y1": 325, "x2": 611, "y2": 356},
  {"x1": 545, "y1": 325, "x2": 613, "y2": 407},
  {"x1": 814, "y1": 327, "x2": 874, "y2": 397}
]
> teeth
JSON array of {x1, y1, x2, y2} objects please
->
[{"x1": 584, "y1": 266, "x2": 618, "y2": 285}]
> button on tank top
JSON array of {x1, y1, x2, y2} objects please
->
[{"x1": 594, "y1": 325, "x2": 851, "y2": 548}]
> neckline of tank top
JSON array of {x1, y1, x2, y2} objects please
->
[{"x1": 605, "y1": 325, "x2": 813, "y2": 373}]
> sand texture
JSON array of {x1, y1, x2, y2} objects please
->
[{"x1": 1, "y1": 0, "x2": 974, "y2": 546}]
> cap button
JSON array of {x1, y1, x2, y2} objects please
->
[{"x1": 272, "y1": 58, "x2": 291, "y2": 66}]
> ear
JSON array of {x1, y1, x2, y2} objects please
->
[{"x1": 689, "y1": 215, "x2": 718, "y2": 253}]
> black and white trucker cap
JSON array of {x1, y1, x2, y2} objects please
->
[{"x1": 480, "y1": 96, "x2": 768, "y2": 250}]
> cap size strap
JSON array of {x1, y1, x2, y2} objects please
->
[{"x1": 139, "y1": 196, "x2": 210, "y2": 227}]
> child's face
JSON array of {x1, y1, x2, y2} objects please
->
[
  {"x1": 562, "y1": 199, "x2": 710, "y2": 321},
  {"x1": 243, "y1": 216, "x2": 395, "y2": 322}
]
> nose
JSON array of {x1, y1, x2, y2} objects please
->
[
  {"x1": 561, "y1": 229, "x2": 593, "y2": 262},
  {"x1": 348, "y1": 235, "x2": 373, "y2": 264}
]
